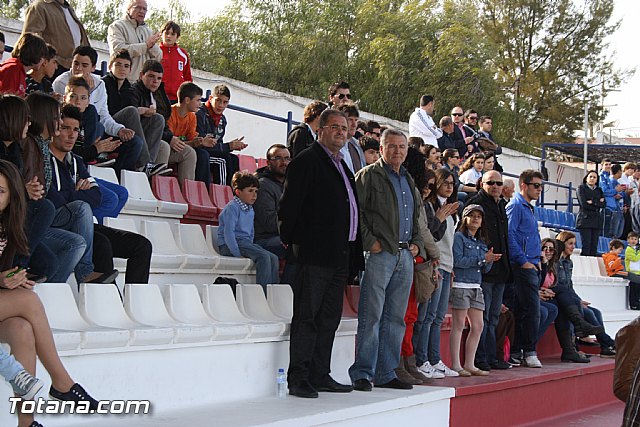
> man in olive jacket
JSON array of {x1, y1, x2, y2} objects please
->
[
  {"x1": 279, "y1": 109, "x2": 364, "y2": 398},
  {"x1": 349, "y1": 129, "x2": 425, "y2": 391}
]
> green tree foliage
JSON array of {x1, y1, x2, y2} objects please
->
[
  {"x1": 70, "y1": 0, "x2": 123, "y2": 41},
  {"x1": 1, "y1": 0, "x2": 30, "y2": 19}
]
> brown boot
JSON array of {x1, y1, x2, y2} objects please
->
[
  {"x1": 404, "y1": 354, "x2": 427, "y2": 382},
  {"x1": 395, "y1": 357, "x2": 423, "y2": 385}
]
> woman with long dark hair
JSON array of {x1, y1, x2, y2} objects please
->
[
  {"x1": 576, "y1": 171, "x2": 605, "y2": 256},
  {"x1": 0, "y1": 160, "x2": 98, "y2": 427}
]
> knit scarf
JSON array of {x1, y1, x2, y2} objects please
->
[{"x1": 204, "y1": 99, "x2": 223, "y2": 127}]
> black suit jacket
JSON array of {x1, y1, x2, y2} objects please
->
[
  {"x1": 279, "y1": 142, "x2": 364, "y2": 274},
  {"x1": 287, "y1": 123, "x2": 315, "y2": 158}
]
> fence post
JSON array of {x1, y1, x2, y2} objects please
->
[
  {"x1": 287, "y1": 111, "x2": 293, "y2": 135},
  {"x1": 567, "y1": 182, "x2": 573, "y2": 213}
]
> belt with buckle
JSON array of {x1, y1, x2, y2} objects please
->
[{"x1": 398, "y1": 242, "x2": 410, "y2": 250}]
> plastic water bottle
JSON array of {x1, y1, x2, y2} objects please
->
[{"x1": 276, "y1": 368, "x2": 287, "y2": 398}]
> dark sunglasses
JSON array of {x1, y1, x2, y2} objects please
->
[
  {"x1": 468, "y1": 116, "x2": 478, "y2": 120},
  {"x1": 543, "y1": 246, "x2": 555, "y2": 252},
  {"x1": 337, "y1": 93, "x2": 351, "y2": 100},
  {"x1": 483, "y1": 180, "x2": 504, "y2": 186},
  {"x1": 526, "y1": 182, "x2": 544, "y2": 189},
  {"x1": 452, "y1": 113, "x2": 463, "y2": 117}
]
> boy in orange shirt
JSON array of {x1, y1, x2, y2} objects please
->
[
  {"x1": 167, "y1": 82, "x2": 216, "y2": 187},
  {"x1": 603, "y1": 238, "x2": 640, "y2": 310}
]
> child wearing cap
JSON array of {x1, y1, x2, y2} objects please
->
[{"x1": 450, "y1": 204, "x2": 501, "y2": 376}]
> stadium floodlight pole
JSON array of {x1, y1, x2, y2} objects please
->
[{"x1": 583, "y1": 103, "x2": 589, "y2": 174}]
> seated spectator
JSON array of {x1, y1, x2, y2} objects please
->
[
  {"x1": 60, "y1": 103, "x2": 128, "y2": 223},
  {"x1": 482, "y1": 151, "x2": 496, "y2": 172},
  {"x1": 52, "y1": 46, "x2": 148, "y2": 171},
  {"x1": 25, "y1": 43, "x2": 57, "y2": 97},
  {"x1": 502, "y1": 178, "x2": 515, "y2": 202},
  {"x1": 254, "y1": 144, "x2": 290, "y2": 259},
  {"x1": 327, "y1": 80, "x2": 351, "y2": 107},
  {"x1": 65, "y1": 76, "x2": 142, "y2": 174},
  {"x1": 159, "y1": 20, "x2": 192, "y2": 103},
  {"x1": 167, "y1": 82, "x2": 217, "y2": 187},
  {"x1": 0, "y1": 160, "x2": 99, "y2": 427},
  {"x1": 459, "y1": 153, "x2": 485, "y2": 190},
  {"x1": 424, "y1": 144, "x2": 440, "y2": 171},
  {"x1": 93, "y1": 223, "x2": 152, "y2": 285},
  {"x1": 21, "y1": 92, "x2": 88, "y2": 283},
  {"x1": 103, "y1": 49, "x2": 170, "y2": 176},
  {"x1": 47, "y1": 105, "x2": 119, "y2": 285},
  {"x1": 217, "y1": 171, "x2": 279, "y2": 291},
  {"x1": 604, "y1": 237, "x2": 640, "y2": 310},
  {"x1": 555, "y1": 231, "x2": 616, "y2": 358},
  {"x1": 196, "y1": 84, "x2": 247, "y2": 186},
  {"x1": 537, "y1": 239, "x2": 560, "y2": 354},
  {"x1": 478, "y1": 116, "x2": 503, "y2": 172},
  {"x1": 408, "y1": 136, "x2": 424, "y2": 152},
  {"x1": 358, "y1": 136, "x2": 380, "y2": 166},
  {"x1": 129, "y1": 59, "x2": 197, "y2": 186},
  {"x1": 0, "y1": 32, "x2": 48, "y2": 97},
  {"x1": 437, "y1": 115, "x2": 466, "y2": 158},
  {"x1": 442, "y1": 148, "x2": 472, "y2": 204},
  {"x1": 287, "y1": 100, "x2": 327, "y2": 158}
]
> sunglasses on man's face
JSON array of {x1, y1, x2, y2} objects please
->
[
  {"x1": 483, "y1": 180, "x2": 503, "y2": 187},
  {"x1": 337, "y1": 93, "x2": 351, "y2": 100}
]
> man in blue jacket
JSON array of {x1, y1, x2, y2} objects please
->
[
  {"x1": 506, "y1": 169, "x2": 544, "y2": 368},
  {"x1": 47, "y1": 106, "x2": 117, "y2": 285}
]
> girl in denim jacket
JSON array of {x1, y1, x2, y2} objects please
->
[{"x1": 450, "y1": 204, "x2": 500, "y2": 376}]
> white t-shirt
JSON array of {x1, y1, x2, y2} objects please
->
[
  {"x1": 62, "y1": 5, "x2": 82, "y2": 48},
  {"x1": 459, "y1": 168, "x2": 483, "y2": 186}
]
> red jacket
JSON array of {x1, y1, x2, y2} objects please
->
[
  {"x1": 0, "y1": 58, "x2": 27, "y2": 97},
  {"x1": 160, "y1": 43, "x2": 192, "y2": 101}
]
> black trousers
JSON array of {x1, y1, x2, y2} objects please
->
[
  {"x1": 579, "y1": 227, "x2": 600, "y2": 257},
  {"x1": 93, "y1": 224, "x2": 152, "y2": 284},
  {"x1": 287, "y1": 262, "x2": 348, "y2": 386}
]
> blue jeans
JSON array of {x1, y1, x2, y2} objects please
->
[
  {"x1": 15, "y1": 198, "x2": 55, "y2": 273},
  {"x1": 219, "y1": 240, "x2": 279, "y2": 290},
  {"x1": 476, "y1": 282, "x2": 505, "y2": 365},
  {"x1": 609, "y1": 210, "x2": 624, "y2": 239},
  {"x1": 40, "y1": 228, "x2": 87, "y2": 282},
  {"x1": 50, "y1": 200, "x2": 95, "y2": 283},
  {"x1": 413, "y1": 268, "x2": 452, "y2": 366},
  {"x1": 583, "y1": 306, "x2": 615, "y2": 348},
  {"x1": 255, "y1": 235, "x2": 286, "y2": 258},
  {"x1": 538, "y1": 301, "x2": 558, "y2": 342},
  {"x1": 349, "y1": 249, "x2": 413, "y2": 384},
  {"x1": 0, "y1": 350, "x2": 23, "y2": 383},
  {"x1": 511, "y1": 266, "x2": 540, "y2": 357},
  {"x1": 93, "y1": 178, "x2": 128, "y2": 224}
]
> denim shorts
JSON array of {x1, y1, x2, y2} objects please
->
[{"x1": 450, "y1": 287, "x2": 485, "y2": 310}]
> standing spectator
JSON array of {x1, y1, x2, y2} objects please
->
[
  {"x1": 0, "y1": 33, "x2": 48, "y2": 97},
  {"x1": 22, "y1": 0, "x2": 89, "y2": 74},
  {"x1": 502, "y1": 178, "x2": 515, "y2": 202},
  {"x1": 107, "y1": 0, "x2": 162, "y2": 82},
  {"x1": 159, "y1": 21, "x2": 192, "y2": 103},
  {"x1": 327, "y1": 81, "x2": 351, "y2": 107},
  {"x1": 576, "y1": 171, "x2": 605, "y2": 257},
  {"x1": 467, "y1": 171, "x2": 513, "y2": 371},
  {"x1": 217, "y1": 172, "x2": 279, "y2": 291},
  {"x1": 363, "y1": 120, "x2": 382, "y2": 142},
  {"x1": 437, "y1": 116, "x2": 466, "y2": 158},
  {"x1": 349, "y1": 129, "x2": 425, "y2": 391},
  {"x1": 335, "y1": 103, "x2": 366, "y2": 174},
  {"x1": 25, "y1": 44, "x2": 57, "y2": 96},
  {"x1": 287, "y1": 101, "x2": 327, "y2": 158},
  {"x1": 279, "y1": 109, "x2": 363, "y2": 398},
  {"x1": 451, "y1": 106, "x2": 475, "y2": 154},
  {"x1": 450, "y1": 204, "x2": 498, "y2": 376},
  {"x1": 478, "y1": 116, "x2": 503, "y2": 172},
  {"x1": 619, "y1": 163, "x2": 637, "y2": 238},
  {"x1": 195, "y1": 84, "x2": 247, "y2": 186},
  {"x1": 600, "y1": 159, "x2": 624, "y2": 238},
  {"x1": 254, "y1": 144, "x2": 290, "y2": 259},
  {"x1": 408, "y1": 95, "x2": 442, "y2": 147},
  {"x1": 358, "y1": 136, "x2": 380, "y2": 166},
  {"x1": 506, "y1": 169, "x2": 544, "y2": 368},
  {"x1": 482, "y1": 151, "x2": 496, "y2": 172}
]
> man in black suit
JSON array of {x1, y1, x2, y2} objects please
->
[
  {"x1": 287, "y1": 100, "x2": 327, "y2": 158},
  {"x1": 279, "y1": 109, "x2": 364, "y2": 398}
]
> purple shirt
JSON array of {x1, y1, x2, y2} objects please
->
[{"x1": 319, "y1": 142, "x2": 358, "y2": 241}]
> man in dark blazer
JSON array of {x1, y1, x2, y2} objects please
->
[
  {"x1": 287, "y1": 100, "x2": 327, "y2": 158},
  {"x1": 279, "y1": 109, "x2": 364, "y2": 398}
]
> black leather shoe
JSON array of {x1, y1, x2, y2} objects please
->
[
  {"x1": 561, "y1": 351, "x2": 591, "y2": 363},
  {"x1": 475, "y1": 361, "x2": 492, "y2": 371},
  {"x1": 288, "y1": 381, "x2": 318, "y2": 398},
  {"x1": 353, "y1": 378, "x2": 373, "y2": 392},
  {"x1": 86, "y1": 269, "x2": 119, "y2": 284},
  {"x1": 312, "y1": 376, "x2": 353, "y2": 393},
  {"x1": 489, "y1": 360, "x2": 512, "y2": 370},
  {"x1": 374, "y1": 378, "x2": 413, "y2": 390}
]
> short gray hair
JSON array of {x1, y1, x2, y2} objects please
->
[
  {"x1": 380, "y1": 128, "x2": 407, "y2": 146},
  {"x1": 503, "y1": 178, "x2": 515, "y2": 189}
]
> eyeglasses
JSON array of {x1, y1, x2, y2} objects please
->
[
  {"x1": 526, "y1": 182, "x2": 544, "y2": 189},
  {"x1": 468, "y1": 116, "x2": 478, "y2": 120},
  {"x1": 441, "y1": 181, "x2": 455, "y2": 187},
  {"x1": 452, "y1": 113, "x2": 463, "y2": 117},
  {"x1": 323, "y1": 125, "x2": 348, "y2": 132},
  {"x1": 337, "y1": 93, "x2": 351, "y2": 100},
  {"x1": 543, "y1": 246, "x2": 555, "y2": 252},
  {"x1": 269, "y1": 156, "x2": 291, "y2": 162},
  {"x1": 483, "y1": 180, "x2": 504, "y2": 186}
]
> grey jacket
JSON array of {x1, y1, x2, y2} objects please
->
[
  {"x1": 355, "y1": 158, "x2": 425, "y2": 257},
  {"x1": 254, "y1": 166, "x2": 283, "y2": 241}
]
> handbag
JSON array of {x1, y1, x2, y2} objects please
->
[{"x1": 414, "y1": 256, "x2": 438, "y2": 303}]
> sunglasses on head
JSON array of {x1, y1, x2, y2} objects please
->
[
  {"x1": 484, "y1": 180, "x2": 503, "y2": 186},
  {"x1": 337, "y1": 93, "x2": 351, "y2": 100}
]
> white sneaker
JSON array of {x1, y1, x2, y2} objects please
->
[
  {"x1": 523, "y1": 355, "x2": 542, "y2": 368},
  {"x1": 417, "y1": 362, "x2": 445, "y2": 379},
  {"x1": 432, "y1": 360, "x2": 459, "y2": 377}
]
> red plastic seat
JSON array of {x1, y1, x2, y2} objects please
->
[
  {"x1": 152, "y1": 175, "x2": 188, "y2": 204},
  {"x1": 257, "y1": 158, "x2": 268, "y2": 168},
  {"x1": 238, "y1": 154, "x2": 258, "y2": 173},
  {"x1": 224, "y1": 186, "x2": 233, "y2": 203},
  {"x1": 210, "y1": 183, "x2": 231, "y2": 211},
  {"x1": 182, "y1": 179, "x2": 218, "y2": 221}
]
